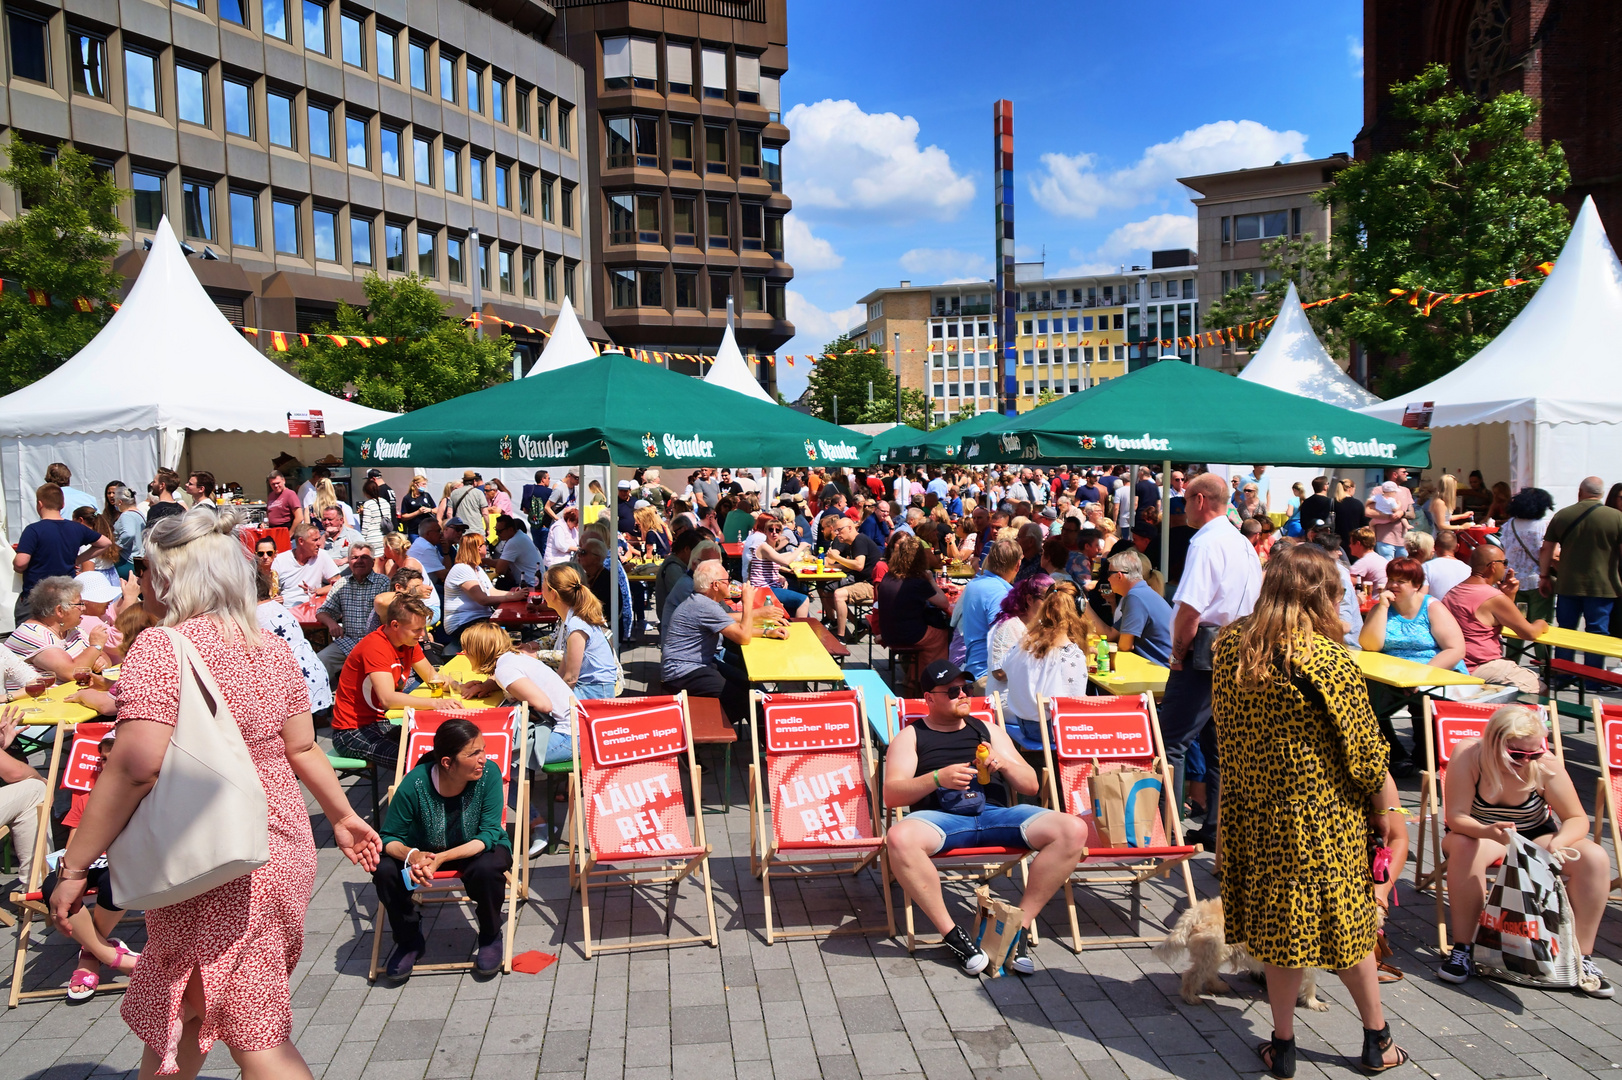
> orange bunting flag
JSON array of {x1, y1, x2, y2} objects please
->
[
  {"x1": 26, "y1": 288, "x2": 48, "y2": 306},
  {"x1": 300, "y1": 334, "x2": 310, "y2": 347},
  {"x1": 785, "y1": 356, "x2": 795, "y2": 367},
  {"x1": 327, "y1": 334, "x2": 348, "y2": 346},
  {"x1": 73, "y1": 297, "x2": 93, "y2": 313},
  {"x1": 1538, "y1": 262, "x2": 1555, "y2": 276},
  {"x1": 243, "y1": 327, "x2": 259, "y2": 337},
  {"x1": 374, "y1": 336, "x2": 388, "y2": 345},
  {"x1": 271, "y1": 331, "x2": 288, "y2": 353}
]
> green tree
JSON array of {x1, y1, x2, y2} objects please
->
[
  {"x1": 0, "y1": 138, "x2": 128, "y2": 393},
  {"x1": 1203, "y1": 236, "x2": 1350, "y2": 361},
  {"x1": 291, "y1": 273, "x2": 513, "y2": 411},
  {"x1": 1035, "y1": 387, "x2": 1059, "y2": 407},
  {"x1": 951, "y1": 399, "x2": 978, "y2": 424},
  {"x1": 802, "y1": 334, "x2": 929, "y2": 427},
  {"x1": 1323, "y1": 63, "x2": 1570, "y2": 396}
]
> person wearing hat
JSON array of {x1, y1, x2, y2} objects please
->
[
  {"x1": 616, "y1": 479, "x2": 637, "y2": 535},
  {"x1": 447, "y1": 471, "x2": 488, "y2": 526},
  {"x1": 883, "y1": 660, "x2": 1086, "y2": 977},
  {"x1": 365, "y1": 468, "x2": 395, "y2": 506},
  {"x1": 73, "y1": 570, "x2": 131, "y2": 660}
]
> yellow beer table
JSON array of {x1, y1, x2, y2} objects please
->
[
  {"x1": 787, "y1": 563, "x2": 845, "y2": 584},
  {"x1": 10, "y1": 681, "x2": 101, "y2": 726},
  {"x1": 1503, "y1": 625, "x2": 1622, "y2": 660},
  {"x1": 1089, "y1": 652, "x2": 1169, "y2": 697},
  {"x1": 740, "y1": 621, "x2": 843, "y2": 684},
  {"x1": 386, "y1": 655, "x2": 504, "y2": 720},
  {"x1": 1355, "y1": 650, "x2": 1485, "y2": 690}
]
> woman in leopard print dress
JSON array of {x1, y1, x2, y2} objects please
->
[{"x1": 1212, "y1": 544, "x2": 1407, "y2": 1078}]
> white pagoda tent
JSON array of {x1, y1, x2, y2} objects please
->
[
  {"x1": 525, "y1": 294, "x2": 598, "y2": 376},
  {"x1": 703, "y1": 298, "x2": 774, "y2": 403},
  {"x1": 0, "y1": 217, "x2": 392, "y2": 535},
  {"x1": 1360, "y1": 196, "x2": 1622, "y2": 507}
]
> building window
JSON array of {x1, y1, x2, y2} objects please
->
[
  {"x1": 339, "y1": 10, "x2": 362, "y2": 67},
  {"x1": 1184, "y1": 278, "x2": 1195, "y2": 297},
  {"x1": 491, "y1": 75, "x2": 505, "y2": 123},
  {"x1": 543, "y1": 256, "x2": 557, "y2": 302},
  {"x1": 608, "y1": 194, "x2": 634, "y2": 245},
  {"x1": 639, "y1": 267, "x2": 662, "y2": 307},
  {"x1": 675, "y1": 271, "x2": 697, "y2": 308},
  {"x1": 518, "y1": 170, "x2": 532, "y2": 215},
  {"x1": 219, "y1": 0, "x2": 247, "y2": 27},
  {"x1": 230, "y1": 190, "x2": 258, "y2": 248},
  {"x1": 514, "y1": 84, "x2": 529, "y2": 132},
  {"x1": 442, "y1": 145, "x2": 459, "y2": 193},
  {"x1": 1233, "y1": 211, "x2": 1288, "y2": 241},
  {"x1": 494, "y1": 163, "x2": 508, "y2": 208},
  {"x1": 302, "y1": 0, "x2": 326, "y2": 55},
  {"x1": 477, "y1": 242, "x2": 490, "y2": 289},
  {"x1": 70, "y1": 31, "x2": 108, "y2": 98},
  {"x1": 670, "y1": 122, "x2": 693, "y2": 171},
  {"x1": 705, "y1": 126, "x2": 727, "y2": 175},
  {"x1": 709, "y1": 273, "x2": 731, "y2": 310},
  {"x1": 272, "y1": 198, "x2": 299, "y2": 254},
  {"x1": 498, "y1": 248, "x2": 512, "y2": 292},
  {"x1": 707, "y1": 200, "x2": 729, "y2": 249},
  {"x1": 224, "y1": 77, "x2": 252, "y2": 136},
  {"x1": 666, "y1": 40, "x2": 691, "y2": 94},
  {"x1": 446, "y1": 234, "x2": 463, "y2": 282},
  {"x1": 408, "y1": 39, "x2": 428, "y2": 92},
  {"x1": 181, "y1": 177, "x2": 214, "y2": 239},
  {"x1": 521, "y1": 253, "x2": 534, "y2": 297},
  {"x1": 672, "y1": 198, "x2": 695, "y2": 246},
  {"x1": 8, "y1": 12, "x2": 48, "y2": 83},
  {"x1": 345, "y1": 115, "x2": 367, "y2": 167},
  {"x1": 740, "y1": 203, "x2": 762, "y2": 250},
  {"x1": 465, "y1": 63, "x2": 481, "y2": 113},
  {"x1": 376, "y1": 27, "x2": 395, "y2": 79},
  {"x1": 131, "y1": 170, "x2": 164, "y2": 230},
  {"x1": 468, "y1": 153, "x2": 484, "y2": 200},
  {"x1": 743, "y1": 276, "x2": 764, "y2": 312},
  {"x1": 560, "y1": 181, "x2": 574, "y2": 228},
  {"x1": 636, "y1": 193, "x2": 659, "y2": 244},
  {"x1": 1292, "y1": 207, "x2": 1302, "y2": 236},
  {"x1": 417, "y1": 228, "x2": 435, "y2": 277},
  {"x1": 313, "y1": 206, "x2": 337, "y2": 260},
  {"x1": 380, "y1": 126, "x2": 400, "y2": 176},
  {"x1": 308, "y1": 103, "x2": 333, "y2": 158},
  {"x1": 701, "y1": 47, "x2": 726, "y2": 99},
  {"x1": 761, "y1": 73, "x2": 780, "y2": 121},
  {"x1": 536, "y1": 94, "x2": 550, "y2": 141},
  {"x1": 739, "y1": 129, "x2": 760, "y2": 178},
  {"x1": 384, "y1": 221, "x2": 404, "y2": 270},
  {"x1": 556, "y1": 103, "x2": 571, "y2": 149},
  {"x1": 268, "y1": 91, "x2": 295, "y2": 147},
  {"x1": 351, "y1": 216, "x2": 372, "y2": 265},
  {"x1": 413, "y1": 135, "x2": 431, "y2": 184},
  {"x1": 1150, "y1": 281, "x2": 1160, "y2": 299},
  {"x1": 767, "y1": 283, "x2": 784, "y2": 319},
  {"x1": 606, "y1": 117, "x2": 631, "y2": 168},
  {"x1": 539, "y1": 175, "x2": 554, "y2": 221},
  {"x1": 263, "y1": 0, "x2": 286, "y2": 38},
  {"x1": 735, "y1": 52, "x2": 759, "y2": 104},
  {"x1": 438, "y1": 52, "x2": 454, "y2": 103},
  {"x1": 762, "y1": 145, "x2": 781, "y2": 191},
  {"x1": 610, "y1": 268, "x2": 636, "y2": 308},
  {"x1": 125, "y1": 49, "x2": 159, "y2": 113},
  {"x1": 176, "y1": 64, "x2": 207, "y2": 125}
]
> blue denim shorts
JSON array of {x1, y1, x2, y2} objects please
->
[{"x1": 906, "y1": 803, "x2": 1052, "y2": 854}]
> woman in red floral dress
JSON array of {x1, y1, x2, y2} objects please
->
[{"x1": 52, "y1": 510, "x2": 382, "y2": 1079}]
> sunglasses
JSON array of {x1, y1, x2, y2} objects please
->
[
  {"x1": 928, "y1": 685, "x2": 968, "y2": 699},
  {"x1": 1506, "y1": 743, "x2": 1548, "y2": 763}
]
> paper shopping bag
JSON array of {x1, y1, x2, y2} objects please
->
[
  {"x1": 1091, "y1": 766, "x2": 1161, "y2": 848},
  {"x1": 971, "y1": 885, "x2": 1025, "y2": 978}
]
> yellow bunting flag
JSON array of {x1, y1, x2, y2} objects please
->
[{"x1": 271, "y1": 331, "x2": 288, "y2": 353}]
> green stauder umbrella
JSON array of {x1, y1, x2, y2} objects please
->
[
  {"x1": 880, "y1": 410, "x2": 1017, "y2": 466},
  {"x1": 958, "y1": 361, "x2": 1430, "y2": 469},
  {"x1": 342, "y1": 352, "x2": 872, "y2": 470},
  {"x1": 867, "y1": 423, "x2": 927, "y2": 463}
]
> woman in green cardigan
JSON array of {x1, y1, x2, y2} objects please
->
[{"x1": 373, "y1": 717, "x2": 513, "y2": 981}]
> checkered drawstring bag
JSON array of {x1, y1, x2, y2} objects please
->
[{"x1": 1472, "y1": 833, "x2": 1583, "y2": 990}]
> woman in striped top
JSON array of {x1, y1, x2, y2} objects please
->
[{"x1": 742, "y1": 513, "x2": 808, "y2": 618}]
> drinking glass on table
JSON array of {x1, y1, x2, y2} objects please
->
[{"x1": 24, "y1": 675, "x2": 52, "y2": 700}]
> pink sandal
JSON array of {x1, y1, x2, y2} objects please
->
[
  {"x1": 108, "y1": 939, "x2": 140, "y2": 977},
  {"x1": 66, "y1": 950, "x2": 100, "y2": 1002}
]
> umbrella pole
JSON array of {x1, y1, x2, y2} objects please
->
[
  {"x1": 608, "y1": 458, "x2": 620, "y2": 653},
  {"x1": 1161, "y1": 458, "x2": 1172, "y2": 581}
]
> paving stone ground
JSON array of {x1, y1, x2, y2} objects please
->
[{"x1": 3, "y1": 626, "x2": 1620, "y2": 1080}]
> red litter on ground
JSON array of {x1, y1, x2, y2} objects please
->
[{"x1": 511, "y1": 951, "x2": 557, "y2": 974}]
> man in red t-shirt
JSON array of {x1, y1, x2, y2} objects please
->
[
  {"x1": 265, "y1": 471, "x2": 306, "y2": 529},
  {"x1": 331, "y1": 596, "x2": 443, "y2": 766}
]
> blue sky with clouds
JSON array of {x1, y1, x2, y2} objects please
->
[{"x1": 772, "y1": 0, "x2": 1364, "y2": 400}]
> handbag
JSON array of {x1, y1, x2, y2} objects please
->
[
  {"x1": 1471, "y1": 833, "x2": 1582, "y2": 989},
  {"x1": 108, "y1": 628, "x2": 270, "y2": 910}
]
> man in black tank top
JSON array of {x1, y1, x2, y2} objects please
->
[{"x1": 883, "y1": 661, "x2": 1088, "y2": 976}]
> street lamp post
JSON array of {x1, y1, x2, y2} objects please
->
[{"x1": 469, "y1": 227, "x2": 484, "y2": 342}]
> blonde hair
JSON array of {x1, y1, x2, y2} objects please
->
[
  {"x1": 1406, "y1": 531, "x2": 1435, "y2": 561},
  {"x1": 313, "y1": 478, "x2": 340, "y2": 519},
  {"x1": 634, "y1": 505, "x2": 660, "y2": 534},
  {"x1": 580, "y1": 520, "x2": 611, "y2": 549},
  {"x1": 459, "y1": 621, "x2": 514, "y2": 675},
  {"x1": 1023, "y1": 583, "x2": 1086, "y2": 660},
  {"x1": 1441, "y1": 473, "x2": 1459, "y2": 511},
  {"x1": 145, "y1": 508, "x2": 261, "y2": 645},
  {"x1": 1476, "y1": 704, "x2": 1553, "y2": 802},
  {"x1": 546, "y1": 562, "x2": 606, "y2": 628},
  {"x1": 383, "y1": 532, "x2": 411, "y2": 558},
  {"x1": 454, "y1": 533, "x2": 485, "y2": 567},
  {"x1": 442, "y1": 481, "x2": 459, "y2": 499},
  {"x1": 1224, "y1": 544, "x2": 1345, "y2": 685}
]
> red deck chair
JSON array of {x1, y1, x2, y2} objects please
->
[
  {"x1": 1589, "y1": 702, "x2": 1622, "y2": 894},
  {"x1": 366, "y1": 705, "x2": 530, "y2": 980},
  {"x1": 1034, "y1": 694, "x2": 1199, "y2": 951},
  {"x1": 1414, "y1": 698, "x2": 1557, "y2": 952},
  {"x1": 747, "y1": 688, "x2": 893, "y2": 944},
  {"x1": 9, "y1": 721, "x2": 141, "y2": 1007},
  {"x1": 884, "y1": 694, "x2": 1032, "y2": 952},
  {"x1": 568, "y1": 694, "x2": 718, "y2": 958}
]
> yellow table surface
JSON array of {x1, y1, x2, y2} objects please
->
[
  {"x1": 1355, "y1": 650, "x2": 1485, "y2": 689},
  {"x1": 385, "y1": 655, "x2": 504, "y2": 718},
  {"x1": 10, "y1": 681, "x2": 101, "y2": 726},
  {"x1": 1504, "y1": 625, "x2": 1622, "y2": 660},
  {"x1": 1088, "y1": 652, "x2": 1169, "y2": 697},
  {"x1": 741, "y1": 621, "x2": 844, "y2": 683},
  {"x1": 788, "y1": 565, "x2": 846, "y2": 581},
  {"x1": 1269, "y1": 511, "x2": 1290, "y2": 527}
]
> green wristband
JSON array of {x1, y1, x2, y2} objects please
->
[{"x1": 933, "y1": 770, "x2": 941, "y2": 788}]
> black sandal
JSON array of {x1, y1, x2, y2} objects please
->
[
  {"x1": 1361, "y1": 1023, "x2": 1409, "y2": 1073},
  {"x1": 1259, "y1": 1034, "x2": 1296, "y2": 1078}
]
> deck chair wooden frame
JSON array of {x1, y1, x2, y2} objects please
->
[
  {"x1": 1034, "y1": 694, "x2": 1199, "y2": 952},
  {"x1": 567, "y1": 693, "x2": 718, "y2": 958},
  {"x1": 366, "y1": 705, "x2": 531, "y2": 981},
  {"x1": 746, "y1": 688, "x2": 893, "y2": 944},
  {"x1": 1589, "y1": 702, "x2": 1622, "y2": 894},
  {"x1": 883, "y1": 694, "x2": 1033, "y2": 952},
  {"x1": 9, "y1": 720, "x2": 141, "y2": 1007},
  {"x1": 1413, "y1": 698, "x2": 1558, "y2": 953}
]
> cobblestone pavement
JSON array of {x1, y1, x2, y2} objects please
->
[{"x1": 2, "y1": 634, "x2": 1619, "y2": 1080}]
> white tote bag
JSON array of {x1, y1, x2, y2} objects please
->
[
  {"x1": 109, "y1": 628, "x2": 270, "y2": 910},
  {"x1": 1472, "y1": 832, "x2": 1582, "y2": 989}
]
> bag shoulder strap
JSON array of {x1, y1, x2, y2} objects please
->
[
  {"x1": 157, "y1": 625, "x2": 231, "y2": 720},
  {"x1": 1507, "y1": 519, "x2": 1538, "y2": 563},
  {"x1": 1550, "y1": 502, "x2": 1601, "y2": 545}
]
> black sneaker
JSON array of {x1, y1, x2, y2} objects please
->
[
  {"x1": 385, "y1": 941, "x2": 422, "y2": 981},
  {"x1": 1438, "y1": 944, "x2": 1473, "y2": 984},
  {"x1": 475, "y1": 936, "x2": 503, "y2": 977},
  {"x1": 1580, "y1": 955, "x2": 1615, "y2": 998},
  {"x1": 1008, "y1": 931, "x2": 1035, "y2": 976},
  {"x1": 941, "y1": 926, "x2": 989, "y2": 976}
]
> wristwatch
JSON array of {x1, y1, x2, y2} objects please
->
[{"x1": 57, "y1": 866, "x2": 90, "y2": 881}]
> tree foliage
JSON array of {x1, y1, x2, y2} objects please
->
[
  {"x1": 802, "y1": 334, "x2": 931, "y2": 428},
  {"x1": 1322, "y1": 64, "x2": 1570, "y2": 396},
  {"x1": 951, "y1": 399, "x2": 978, "y2": 424},
  {"x1": 0, "y1": 138, "x2": 127, "y2": 394},
  {"x1": 1203, "y1": 236, "x2": 1350, "y2": 361},
  {"x1": 290, "y1": 273, "x2": 513, "y2": 411}
]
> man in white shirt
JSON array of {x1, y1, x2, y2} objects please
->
[
  {"x1": 492, "y1": 515, "x2": 543, "y2": 587},
  {"x1": 298, "y1": 465, "x2": 329, "y2": 513},
  {"x1": 1165, "y1": 473, "x2": 1262, "y2": 850},
  {"x1": 273, "y1": 523, "x2": 342, "y2": 607},
  {"x1": 892, "y1": 470, "x2": 910, "y2": 510},
  {"x1": 926, "y1": 470, "x2": 950, "y2": 503},
  {"x1": 407, "y1": 517, "x2": 448, "y2": 587},
  {"x1": 320, "y1": 506, "x2": 364, "y2": 566},
  {"x1": 1424, "y1": 529, "x2": 1471, "y2": 600}
]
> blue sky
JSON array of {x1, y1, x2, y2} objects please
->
[{"x1": 773, "y1": 0, "x2": 1364, "y2": 400}]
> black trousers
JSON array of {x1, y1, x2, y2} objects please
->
[
  {"x1": 373, "y1": 847, "x2": 513, "y2": 948},
  {"x1": 663, "y1": 657, "x2": 751, "y2": 723},
  {"x1": 1159, "y1": 666, "x2": 1218, "y2": 828}
]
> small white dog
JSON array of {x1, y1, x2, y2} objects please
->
[{"x1": 1153, "y1": 898, "x2": 1328, "y2": 1011}]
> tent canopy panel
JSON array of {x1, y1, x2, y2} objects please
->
[{"x1": 2, "y1": 430, "x2": 159, "y2": 534}]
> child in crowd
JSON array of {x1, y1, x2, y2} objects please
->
[{"x1": 1372, "y1": 481, "x2": 1402, "y2": 516}]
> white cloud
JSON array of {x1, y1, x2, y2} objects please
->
[
  {"x1": 1029, "y1": 120, "x2": 1311, "y2": 220},
  {"x1": 786, "y1": 290, "x2": 867, "y2": 349},
  {"x1": 784, "y1": 214, "x2": 842, "y2": 271},
  {"x1": 782, "y1": 99, "x2": 976, "y2": 221},
  {"x1": 898, "y1": 247, "x2": 991, "y2": 281},
  {"x1": 1349, "y1": 36, "x2": 1364, "y2": 78},
  {"x1": 1052, "y1": 214, "x2": 1198, "y2": 276}
]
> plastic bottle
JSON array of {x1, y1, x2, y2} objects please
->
[{"x1": 1095, "y1": 636, "x2": 1111, "y2": 675}]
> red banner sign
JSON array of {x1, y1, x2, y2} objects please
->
[
  {"x1": 1051, "y1": 707, "x2": 1153, "y2": 761},
  {"x1": 896, "y1": 699, "x2": 998, "y2": 734},
  {"x1": 407, "y1": 730, "x2": 511, "y2": 779},
  {"x1": 768, "y1": 752, "x2": 872, "y2": 846},
  {"x1": 585, "y1": 761, "x2": 692, "y2": 856},
  {"x1": 763, "y1": 698, "x2": 860, "y2": 753},
  {"x1": 1436, "y1": 717, "x2": 1489, "y2": 764},
  {"x1": 61, "y1": 732, "x2": 110, "y2": 792},
  {"x1": 1607, "y1": 719, "x2": 1622, "y2": 772},
  {"x1": 587, "y1": 700, "x2": 688, "y2": 766}
]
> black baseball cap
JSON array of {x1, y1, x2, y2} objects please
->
[
  {"x1": 1131, "y1": 522, "x2": 1157, "y2": 539},
  {"x1": 920, "y1": 660, "x2": 967, "y2": 693},
  {"x1": 366, "y1": 468, "x2": 383, "y2": 478},
  {"x1": 1308, "y1": 517, "x2": 1331, "y2": 530}
]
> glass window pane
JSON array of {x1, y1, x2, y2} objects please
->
[
  {"x1": 469, "y1": 155, "x2": 484, "y2": 201},
  {"x1": 375, "y1": 28, "x2": 394, "y2": 79},
  {"x1": 351, "y1": 216, "x2": 372, "y2": 264},
  {"x1": 308, "y1": 104, "x2": 332, "y2": 157},
  {"x1": 494, "y1": 165, "x2": 507, "y2": 208},
  {"x1": 478, "y1": 243, "x2": 489, "y2": 288},
  {"x1": 447, "y1": 236, "x2": 463, "y2": 282},
  {"x1": 540, "y1": 175, "x2": 553, "y2": 221},
  {"x1": 219, "y1": 0, "x2": 247, "y2": 27},
  {"x1": 465, "y1": 65, "x2": 480, "y2": 113},
  {"x1": 131, "y1": 171, "x2": 164, "y2": 230},
  {"x1": 230, "y1": 191, "x2": 258, "y2": 247},
  {"x1": 268, "y1": 92, "x2": 294, "y2": 147},
  {"x1": 544, "y1": 258, "x2": 557, "y2": 301},
  {"x1": 177, "y1": 66, "x2": 206, "y2": 125},
  {"x1": 302, "y1": 0, "x2": 326, "y2": 54},
  {"x1": 380, "y1": 127, "x2": 400, "y2": 176},
  {"x1": 639, "y1": 268, "x2": 661, "y2": 307},
  {"x1": 491, "y1": 78, "x2": 505, "y2": 123},
  {"x1": 340, "y1": 12, "x2": 362, "y2": 67},
  {"x1": 263, "y1": 0, "x2": 286, "y2": 39},
  {"x1": 439, "y1": 54, "x2": 454, "y2": 102},
  {"x1": 7, "y1": 13, "x2": 47, "y2": 83},
  {"x1": 498, "y1": 249, "x2": 511, "y2": 292},
  {"x1": 408, "y1": 40, "x2": 427, "y2": 91},
  {"x1": 443, "y1": 147, "x2": 458, "y2": 193},
  {"x1": 522, "y1": 254, "x2": 534, "y2": 297},
  {"x1": 417, "y1": 229, "x2": 435, "y2": 277},
  {"x1": 71, "y1": 34, "x2": 108, "y2": 98},
  {"x1": 611, "y1": 268, "x2": 636, "y2": 308},
  {"x1": 181, "y1": 178, "x2": 214, "y2": 239},
  {"x1": 224, "y1": 79, "x2": 251, "y2": 136},
  {"x1": 384, "y1": 222, "x2": 404, "y2": 271},
  {"x1": 345, "y1": 115, "x2": 366, "y2": 166},
  {"x1": 273, "y1": 200, "x2": 299, "y2": 254},
  {"x1": 518, "y1": 171, "x2": 532, "y2": 214},
  {"x1": 313, "y1": 207, "x2": 336, "y2": 260},
  {"x1": 413, "y1": 136, "x2": 431, "y2": 184},
  {"x1": 125, "y1": 50, "x2": 158, "y2": 113}
]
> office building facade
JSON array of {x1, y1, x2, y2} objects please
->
[{"x1": 547, "y1": 0, "x2": 792, "y2": 398}]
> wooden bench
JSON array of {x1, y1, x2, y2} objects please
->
[
  {"x1": 794, "y1": 617, "x2": 849, "y2": 662},
  {"x1": 687, "y1": 695, "x2": 739, "y2": 813},
  {"x1": 1546, "y1": 660, "x2": 1622, "y2": 729}
]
